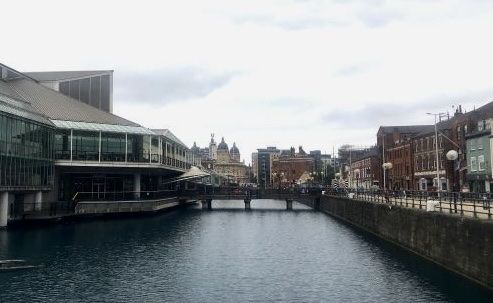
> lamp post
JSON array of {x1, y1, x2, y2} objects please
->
[
  {"x1": 427, "y1": 112, "x2": 446, "y2": 197},
  {"x1": 335, "y1": 172, "x2": 341, "y2": 190},
  {"x1": 447, "y1": 149, "x2": 459, "y2": 213},
  {"x1": 354, "y1": 169, "x2": 360, "y2": 191},
  {"x1": 382, "y1": 162, "x2": 393, "y2": 190}
]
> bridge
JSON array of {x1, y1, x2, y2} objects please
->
[
  {"x1": 192, "y1": 189, "x2": 321, "y2": 210},
  {"x1": 64, "y1": 187, "x2": 322, "y2": 216}
]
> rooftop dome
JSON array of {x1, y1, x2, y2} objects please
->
[
  {"x1": 217, "y1": 137, "x2": 229, "y2": 151},
  {"x1": 190, "y1": 142, "x2": 200, "y2": 153},
  {"x1": 230, "y1": 142, "x2": 240, "y2": 154}
]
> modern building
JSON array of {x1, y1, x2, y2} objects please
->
[
  {"x1": 320, "y1": 154, "x2": 336, "y2": 185},
  {"x1": 251, "y1": 152, "x2": 258, "y2": 181},
  {"x1": 256, "y1": 147, "x2": 280, "y2": 188},
  {"x1": 0, "y1": 63, "x2": 195, "y2": 227},
  {"x1": 0, "y1": 66, "x2": 56, "y2": 227},
  {"x1": 25, "y1": 70, "x2": 114, "y2": 113}
]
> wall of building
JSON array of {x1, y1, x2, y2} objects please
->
[{"x1": 315, "y1": 195, "x2": 493, "y2": 289}]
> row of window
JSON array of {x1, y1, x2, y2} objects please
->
[
  {"x1": 0, "y1": 112, "x2": 54, "y2": 188},
  {"x1": 415, "y1": 156, "x2": 444, "y2": 171},
  {"x1": 415, "y1": 136, "x2": 443, "y2": 153},
  {"x1": 0, "y1": 113, "x2": 54, "y2": 160},
  {"x1": 470, "y1": 155, "x2": 486, "y2": 172},
  {"x1": 469, "y1": 138, "x2": 485, "y2": 151},
  {"x1": 54, "y1": 130, "x2": 198, "y2": 169},
  {"x1": 0, "y1": 156, "x2": 53, "y2": 187}
]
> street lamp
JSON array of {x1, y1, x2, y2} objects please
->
[
  {"x1": 447, "y1": 149, "x2": 459, "y2": 213},
  {"x1": 354, "y1": 168, "x2": 360, "y2": 190},
  {"x1": 382, "y1": 162, "x2": 393, "y2": 189},
  {"x1": 427, "y1": 112, "x2": 446, "y2": 197}
]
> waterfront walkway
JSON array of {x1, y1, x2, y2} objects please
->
[{"x1": 333, "y1": 190, "x2": 493, "y2": 220}]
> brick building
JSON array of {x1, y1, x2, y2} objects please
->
[
  {"x1": 377, "y1": 125, "x2": 433, "y2": 189},
  {"x1": 271, "y1": 147, "x2": 314, "y2": 188},
  {"x1": 350, "y1": 147, "x2": 381, "y2": 189}
]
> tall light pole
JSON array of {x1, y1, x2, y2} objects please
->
[
  {"x1": 354, "y1": 169, "x2": 360, "y2": 190},
  {"x1": 381, "y1": 134, "x2": 386, "y2": 189},
  {"x1": 427, "y1": 112, "x2": 446, "y2": 196}
]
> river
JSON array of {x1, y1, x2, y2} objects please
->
[{"x1": 0, "y1": 200, "x2": 491, "y2": 302}]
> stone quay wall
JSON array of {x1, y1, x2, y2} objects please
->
[{"x1": 312, "y1": 195, "x2": 493, "y2": 289}]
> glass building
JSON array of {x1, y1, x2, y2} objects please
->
[
  {"x1": 0, "y1": 74, "x2": 55, "y2": 227},
  {"x1": 0, "y1": 102, "x2": 54, "y2": 189},
  {"x1": 1, "y1": 62, "x2": 199, "y2": 227}
]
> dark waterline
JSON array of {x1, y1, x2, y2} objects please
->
[{"x1": 0, "y1": 200, "x2": 491, "y2": 303}]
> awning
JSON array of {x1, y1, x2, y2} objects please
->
[{"x1": 162, "y1": 166, "x2": 210, "y2": 184}]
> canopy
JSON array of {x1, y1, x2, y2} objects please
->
[{"x1": 162, "y1": 166, "x2": 210, "y2": 184}]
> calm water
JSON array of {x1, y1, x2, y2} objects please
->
[{"x1": 0, "y1": 200, "x2": 492, "y2": 303}]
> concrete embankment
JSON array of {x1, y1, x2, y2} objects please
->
[
  {"x1": 308, "y1": 195, "x2": 493, "y2": 290},
  {"x1": 75, "y1": 197, "x2": 190, "y2": 215}
]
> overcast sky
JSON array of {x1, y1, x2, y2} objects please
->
[{"x1": 3, "y1": 0, "x2": 493, "y2": 164}]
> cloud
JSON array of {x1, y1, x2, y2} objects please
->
[
  {"x1": 115, "y1": 67, "x2": 239, "y2": 104},
  {"x1": 320, "y1": 90, "x2": 493, "y2": 129},
  {"x1": 231, "y1": 14, "x2": 347, "y2": 30},
  {"x1": 334, "y1": 62, "x2": 378, "y2": 77}
]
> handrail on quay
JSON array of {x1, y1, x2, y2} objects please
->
[
  {"x1": 69, "y1": 186, "x2": 493, "y2": 220},
  {"x1": 326, "y1": 188, "x2": 493, "y2": 220}
]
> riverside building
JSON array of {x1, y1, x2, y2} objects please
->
[{"x1": 0, "y1": 63, "x2": 195, "y2": 227}]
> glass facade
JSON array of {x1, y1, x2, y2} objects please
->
[
  {"x1": 53, "y1": 128, "x2": 192, "y2": 169},
  {"x1": 72, "y1": 131, "x2": 99, "y2": 161},
  {"x1": 54, "y1": 129, "x2": 70, "y2": 160},
  {"x1": 0, "y1": 112, "x2": 54, "y2": 188},
  {"x1": 127, "y1": 134, "x2": 146, "y2": 162},
  {"x1": 59, "y1": 75, "x2": 111, "y2": 113},
  {"x1": 101, "y1": 133, "x2": 126, "y2": 162}
]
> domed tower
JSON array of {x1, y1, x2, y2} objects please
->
[
  {"x1": 209, "y1": 134, "x2": 217, "y2": 160},
  {"x1": 230, "y1": 142, "x2": 240, "y2": 162},
  {"x1": 216, "y1": 137, "x2": 230, "y2": 163},
  {"x1": 190, "y1": 142, "x2": 200, "y2": 155},
  {"x1": 190, "y1": 142, "x2": 201, "y2": 166}
]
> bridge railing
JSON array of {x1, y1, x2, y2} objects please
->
[{"x1": 325, "y1": 189, "x2": 493, "y2": 220}]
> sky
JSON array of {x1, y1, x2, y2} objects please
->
[{"x1": 3, "y1": 0, "x2": 493, "y2": 164}]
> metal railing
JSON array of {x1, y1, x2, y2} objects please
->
[{"x1": 326, "y1": 189, "x2": 493, "y2": 219}]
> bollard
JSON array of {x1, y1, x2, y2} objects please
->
[
  {"x1": 201, "y1": 199, "x2": 212, "y2": 210},
  {"x1": 244, "y1": 199, "x2": 251, "y2": 210},
  {"x1": 286, "y1": 199, "x2": 293, "y2": 210}
]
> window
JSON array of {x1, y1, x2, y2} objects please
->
[
  {"x1": 478, "y1": 120, "x2": 484, "y2": 131},
  {"x1": 486, "y1": 120, "x2": 491, "y2": 130},
  {"x1": 464, "y1": 125, "x2": 468, "y2": 134},
  {"x1": 478, "y1": 155, "x2": 485, "y2": 171},
  {"x1": 470, "y1": 139, "x2": 476, "y2": 151},
  {"x1": 471, "y1": 156, "x2": 477, "y2": 172},
  {"x1": 478, "y1": 139, "x2": 483, "y2": 150},
  {"x1": 101, "y1": 133, "x2": 126, "y2": 162}
]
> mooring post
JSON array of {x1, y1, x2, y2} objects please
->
[
  {"x1": 314, "y1": 197, "x2": 321, "y2": 211},
  {"x1": 286, "y1": 198, "x2": 293, "y2": 210},
  {"x1": 202, "y1": 199, "x2": 212, "y2": 210},
  {"x1": 244, "y1": 198, "x2": 251, "y2": 210}
]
